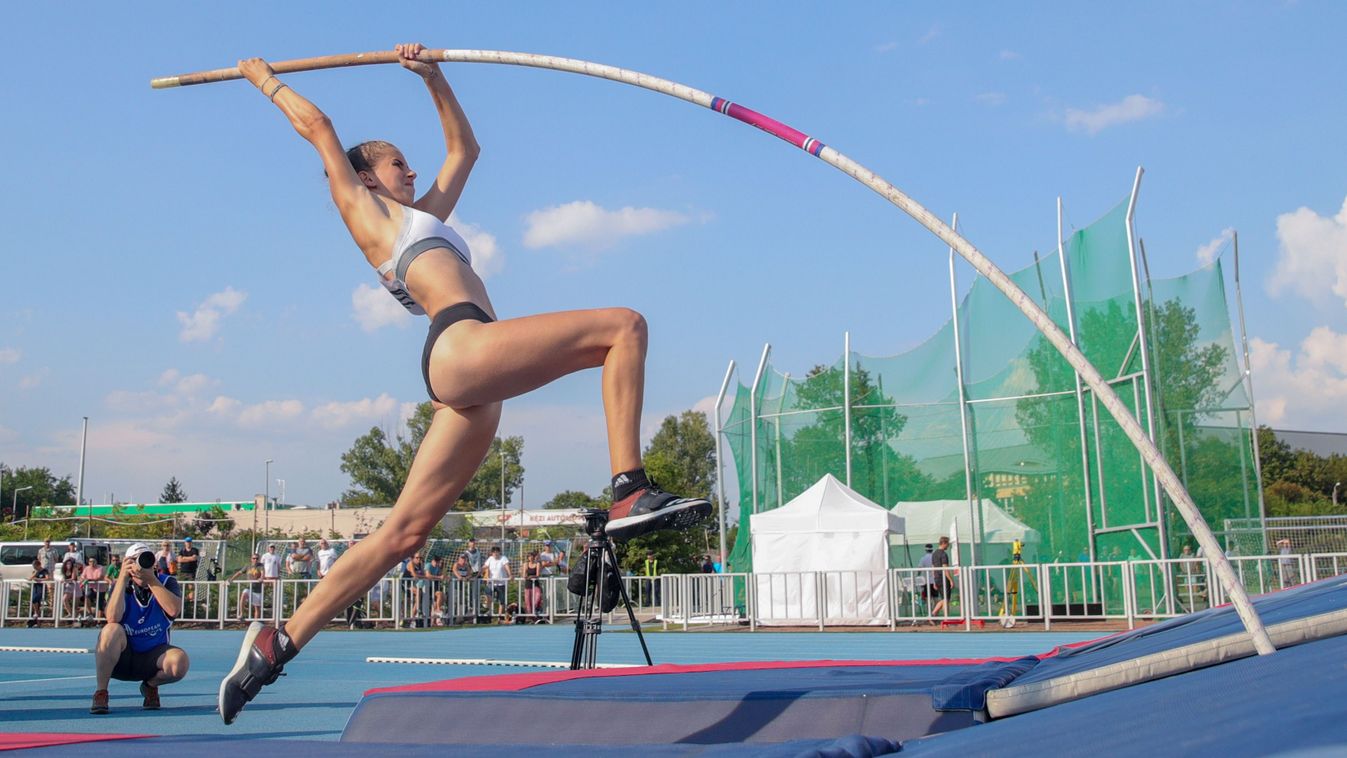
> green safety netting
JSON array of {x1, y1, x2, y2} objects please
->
[{"x1": 723, "y1": 196, "x2": 1264, "y2": 575}]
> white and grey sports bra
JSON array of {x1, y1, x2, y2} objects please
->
[{"x1": 377, "y1": 205, "x2": 473, "y2": 315}]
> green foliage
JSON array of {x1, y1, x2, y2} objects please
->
[
  {"x1": 159, "y1": 476, "x2": 188, "y2": 504},
  {"x1": 1257, "y1": 427, "x2": 1347, "y2": 517},
  {"x1": 778, "y1": 364, "x2": 931, "y2": 504},
  {"x1": 338, "y1": 401, "x2": 524, "y2": 511},
  {"x1": 617, "y1": 410, "x2": 719, "y2": 574},
  {"x1": 1, "y1": 465, "x2": 76, "y2": 521},
  {"x1": 457, "y1": 436, "x2": 525, "y2": 511},
  {"x1": 195, "y1": 505, "x2": 234, "y2": 537},
  {"x1": 544, "y1": 490, "x2": 604, "y2": 510}
]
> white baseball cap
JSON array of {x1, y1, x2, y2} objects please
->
[{"x1": 125, "y1": 543, "x2": 153, "y2": 559}]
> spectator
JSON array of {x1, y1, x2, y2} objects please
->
[
  {"x1": 450, "y1": 552, "x2": 473, "y2": 624},
  {"x1": 1277, "y1": 538, "x2": 1298, "y2": 587},
  {"x1": 428, "y1": 555, "x2": 445, "y2": 625},
  {"x1": 700, "y1": 555, "x2": 715, "y2": 574},
  {"x1": 405, "y1": 552, "x2": 429, "y2": 627},
  {"x1": 38, "y1": 538, "x2": 60, "y2": 575},
  {"x1": 63, "y1": 541, "x2": 86, "y2": 568},
  {"x1": 260, "y1": 544, "x2": 283, "y2": 582},
  {"x1": 522, "y1": 551, "x2": 543, "y2": 619},
  {"x1": 288, "y1": 538, "x2": 314, "y2": 580},
  {"x1": 176, "y1": 537, "x2": 200, "y2": 581},
  {"x1": 27, "y1": 558, "x2": 49, "y2": 627},
  {"x1": 58, "y1": 556, "x2": 82, "y2": 620},
  {"x1": 316, "y1": 539, "x2": 338, "y2": 579},
  {"x1": 228, "y1": 554, "x2": 265, "y2": 620},
  {"x1": 463, "y1": 539, "x2": 485, "y2": 617},
  {"x1": 155, "y1": 541, "x2": 175, "y2": 575},
  {"x1": 81, "y1": 556, "x2": 108, "y2": 621},
  {"x1": 930, "y1": 537, "x2": 952, "y2": 620},
  {"x1": 90, "y1": 543, "x2": 190, "y2": 715},
  {"x1": 538, "y1": 541, "x2": 558, "y2": 578},
  {"x1": 484, "y1": 546, "x2": 511, "y2": 619}
]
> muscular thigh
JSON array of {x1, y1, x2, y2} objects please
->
[
  {"x1": 427, "y1": 308, "x2": 638, "y2": 409},
  {"x1": 383, "y1": 402, "x2": 502, "y2": 532}
]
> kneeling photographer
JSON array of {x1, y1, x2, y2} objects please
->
[{"x1": 90, "y1": 543, "x2": 190, "y2": 714}]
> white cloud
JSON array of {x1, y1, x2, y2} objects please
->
[
  {"x1": 452, "y1": 213, "x2": 504, "y2": 279},
  {"x1": 310, "y1": 393, "x2": 401, "y2": 429},
  {"x1": 1249, "y1": 328, "x2": 1347, "y2": 429},
  {"x1": 1000, "y1": 50, "x2": 1021, "y2": 61},
  {"x1": 1195, "y1": 227, "x2": 1235, "y2": 265},
  {"x1": 975, "y1": 92, "x2": 1007, "y2": 107},
  {"x1": 19, "y1": 368, "x2": 48, "y2": 390},
  {"x1": 691, "y1": 394, "x2": 721, "y2": 420},
  {"x1": 910, "y1": 97, "x2": 930, "y2": 108},
  {"x1": 237, "y1": 400, "x2": 305, "y2": 428},
  {"x1": 523, "y1": 201, "x2": 691, "y2": 251},
  {"x1": 917, "y1": 25, "x2": 940, "y2": 45},
  {"x1": 207, "y1": 396, "x2": 241, "y2": 416},
  {"x1": 0, "y1": 347, "x2": 20, "y2": 364},
  {"x1": 1267, "y1": 195, "x2": 1347, "y2": 310},
  {"x1": 351, "y1": 283, "x2": 413, "y2": 333},
  {"x1": 177, "y1": 287, "x2": 247, "y2": 343},
  {"x1": 874, "y1": 41, "x2": 898, "y2": 54},
  {"x1": 1063, "y1": 94, "x2": 1165, "y2": 135}
]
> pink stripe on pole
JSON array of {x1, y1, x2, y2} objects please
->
[{"x1": 711, "y1": 97, "x2": 825, "y2": 156}]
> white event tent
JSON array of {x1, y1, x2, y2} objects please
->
[
  {"x1": 890, "y1": 499, "x2": 1041, "y2": 566},
  {"x1": 750, "y1": 474, "x2": 905, "y2": 625}
]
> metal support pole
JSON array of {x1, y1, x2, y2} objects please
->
[
  {"x1": 775, "y1": 373, "x2": 790, "y2": 509},
  {"x1": 843, "y1": 332, "x2": 853, "y2": 487},
  {"x1": 1124, "y1": 168, "x2": 1166, "y2": 557},
  {"x1": 712, "y1": 360, "x2": 736, "y2": 566},
  {"x1": 948, "y1": 213, "x2": 979, "y2": 566},
  {"x1": 264, "y1": 459, "x2": 273, "y2": 537},
  {"x1": 749, "y1": 344, "x2": 771, "y2": 515},
  {"x1": 76, "y1": 417, "x2": 88, "y2": 535},
  {"x1": 1233, "y1": 233, "x2": 1269, "y2": 534},
  {"x1": 1059, "y1": 199, "x2": 1096, "y2": 563}
]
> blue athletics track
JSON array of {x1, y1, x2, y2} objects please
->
[{"x1": 5, "y1": 579, "x2": 1347, "y2": 758}]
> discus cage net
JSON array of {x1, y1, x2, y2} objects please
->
[{"x1": 721, "y1": 195, "x2": 1266, "y2": 576}]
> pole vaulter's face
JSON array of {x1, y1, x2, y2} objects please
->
[{"x1": 361, "y1": 148, "x2": 416, "y2": 205}]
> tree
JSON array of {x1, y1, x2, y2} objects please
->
[
  {"x1": 159, "y1": 476, "x2": 188, "y2": 504},
  {"x1": 338, "y1": 402, "x2": 525, "y2": 511},
  {"x1": 0, "y1": 465, "x2": 76, "y2": 522},
  {"x1": 456, "y1": 436, "x2": 525, "y2": 511},
  {"x1": 544, "y1": 490, "x2": 604, "y2": 510},
  {"x1": 779, "y1": 364, "x2": 929, "y2": 505},
  {"x1": 195, "y1": 504, "x2": 235, "y2": 536},
  {"x1": 618, "y1": 411, "x2": 719, "y2": 574}
]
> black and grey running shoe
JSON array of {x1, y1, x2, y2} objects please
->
[
  {"x1": 218, "y1": 621, "x2": 296, "y2": 725},
  {"x1": 606, "y1": 486, "x2": 711, "y2": 542}
]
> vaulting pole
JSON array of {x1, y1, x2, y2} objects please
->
[{"x1": 154, "y1": 47, "x2": 1275, "y2": 654}]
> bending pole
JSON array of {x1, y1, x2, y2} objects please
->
[{"x1": 152, "y1": 49, "x2": 1275, "y2": 655}]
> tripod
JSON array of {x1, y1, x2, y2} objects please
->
[{"x1": 569, "y1": 509, "x2": 653, "y2": 670}]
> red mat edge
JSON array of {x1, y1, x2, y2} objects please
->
[{"x1": 0, "y1": 733, "x2": 152, "y2": 752}]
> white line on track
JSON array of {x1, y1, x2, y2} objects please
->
[
  {"x1": 0, "y1": 675, "x2": 96, "y2": 685},
  {"x1": 366, "y1": 656, "x2": 638, "y2": 669},
  {"x1": 0, "y1": 646, "x2": 90, "y2": 654}
]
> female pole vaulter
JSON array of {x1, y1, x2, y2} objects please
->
[{"x1": 217, "y1": 43, "x2": 709, "y2": 725}]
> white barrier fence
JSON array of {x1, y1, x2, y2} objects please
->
[{"x1": 4, "y1": 553, "x2": 1341, "y2": 630}]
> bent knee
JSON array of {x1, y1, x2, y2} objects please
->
[
  {"x1": 162, "y1": 650, "x2": 190, "y2": 679},
  {"x1": 98, "y1": 622, "x2": 126, "y2": 647},
  {"x1": 611, "y1": 307, "x2": 648, "y2": 343}
]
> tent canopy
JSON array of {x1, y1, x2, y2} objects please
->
[
  {"x1": 891, "y1": 499, "x2": 1040, "y2": 546},
  {"x1": 751, "y1": 474, "x2": 904, "y2": 573}
]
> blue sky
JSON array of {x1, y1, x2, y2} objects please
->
[{"x1": 2, "y1": 2, "x2": 1344, "y2": 509}]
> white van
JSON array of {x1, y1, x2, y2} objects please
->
[{"x1": 0, "y1": 539, "x2": 112, "y2": 584}]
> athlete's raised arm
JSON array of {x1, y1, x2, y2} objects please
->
[
  {"x1": 237, "y1": 57, "x2": 388, "y2": 250},
  {"x1": 395, "y1": 42, "x2": 480, "y2": 221}
]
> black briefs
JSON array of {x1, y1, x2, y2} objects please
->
[{"x1": 422, "y1": 302, "x2": 494, "y2": 403}]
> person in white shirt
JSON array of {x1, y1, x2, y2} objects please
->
[
  {"x1": 483, "y1": 546, "x2": 511, "y2": 617},
  {"x1": 316, "y1": 539, "x2": 339, "y2": 579},
  {"x1": 260, "y1": 545, "x2": 283, "y2": 581},
  {"x1": 63, "y1": 541, "x2": 86, "y2": 568}
]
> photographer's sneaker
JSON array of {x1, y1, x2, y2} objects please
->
[
  {"x1": 606, "y1": 486, "x2": 711, "y2": 542},
  {"x1": 140, "y1": 681, "x2": 160, "y2": 710},
  {"x1": 90, "y1": 688, "x2": 109, "y2": 715},
  {"x1": 218, "y1": 621, "x2": 297, "y2": 725}
]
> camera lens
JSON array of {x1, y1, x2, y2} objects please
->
[{"x1": 137, "y1": 551, "x2": 155, "y2": 569}]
